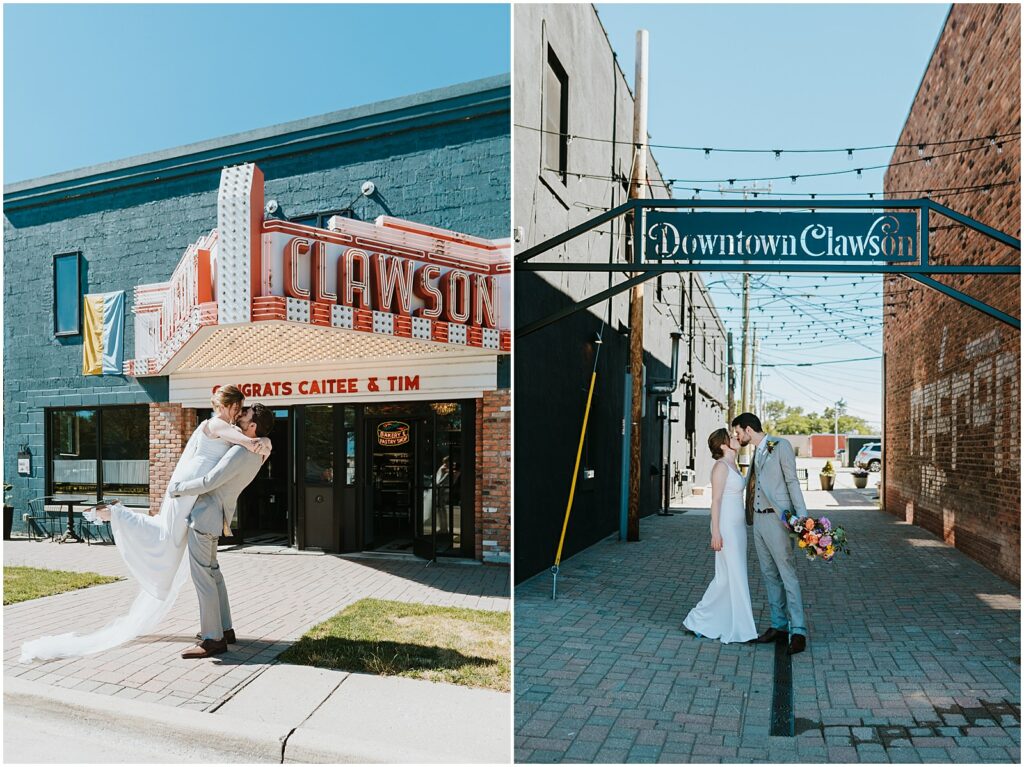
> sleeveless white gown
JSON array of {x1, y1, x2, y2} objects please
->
[
  {"x1": 19, "y1": 423, "x2": 232, "y2": 662},
  {"x1": 683, "y1": 461, "x2": 758, "y2": 644}
]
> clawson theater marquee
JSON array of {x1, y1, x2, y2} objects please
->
[{"x1": 126, "y1": 163, "x2": 511, "y2": 405}]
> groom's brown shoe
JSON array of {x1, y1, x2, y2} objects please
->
[
  {"x1": 786, "y1": 634, "x2": 807, "y2": 656},
  {"x1": 195, "y1": 628, "x2": 236, "y2": 644},
  {"x1": 182, "y1": 638, "x2": 227, "y2": 659},
  {"x1": 751, "y1": 627, "x2": 788, "y2": 644}
]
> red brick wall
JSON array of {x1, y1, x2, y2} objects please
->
[
  {"x1": 883, "y1": 4, "x2": 1020, "y2": 584},
  {"x1": 149, "y1": 404, "x2": 198, "y2": 514},
  {"x1": 475, "y1": 389, "x2": 511, "y2": 563}
]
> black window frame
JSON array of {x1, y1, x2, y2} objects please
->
[
  {"x1": 544, "y1": 45, "x2": 569, "y2": 185},
  {"x1": 53, "y1": 250, "x2": 82, "y2": 337},
  {"x1": 45, "y1": 405, "x2": 150, "y2": 506}
]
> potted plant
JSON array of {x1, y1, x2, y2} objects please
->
[
  {"x1": 819, "y1": 461, "x2": 836, "y2": 491},
  {"x1": 852, "y1": 470, "x2": 869, "y2": 489},
  {"x1": 3, "y1": 483, "x2": 13, "y2": 540}
]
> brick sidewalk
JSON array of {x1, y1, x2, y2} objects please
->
[
  {"x1": 5, "y1": 540, "x2": 509, "y2": 712},
  {"x1": 514, "y1": 503, "x2": 1020, "y2": 763}
]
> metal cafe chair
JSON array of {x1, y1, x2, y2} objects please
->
[
  {"x1": 78, "y1": 512, "x2": 114, "y2": 545},
  {"x1": 25, "y1": 497, "x2": 65, "y2": 541}
]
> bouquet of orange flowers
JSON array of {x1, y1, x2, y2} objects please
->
[{"x1": 785, "y1": 515, "x2": 850, "y2": 562}]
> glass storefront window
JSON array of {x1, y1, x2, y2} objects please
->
[
  {"x1": 101, "y1": 407, "x2": 150, "y2": 502},
  {"x1": 305, "y1": 405, "x2": 334, "y2": 484},
  {"x1": 49, "y1": 406, "x2": 148, "y2": 503},
  {"x1": 432, "y1": 403, "x2": 463, "y2": 550},
  {"x1": 51, "y1": 409, "x2": 98, "y2": 500},
  {"x1": 344, "y1": 406, "x2": 356, "y2": 485}
]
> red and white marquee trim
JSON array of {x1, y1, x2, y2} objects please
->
[{"x1": 125, "y1": 163, "x2": 511, "y2": 377}]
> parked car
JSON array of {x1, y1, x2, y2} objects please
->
[{"x1": 855, "y1": 443, "x2": 882, "y2": 472}]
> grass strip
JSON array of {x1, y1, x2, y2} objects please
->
[
  {"x1": 279, "y1": 598, "x2": 510, "y2": 691},
  {"x1": 3, "y1": 566, "x2": 122, "y2": 605}
]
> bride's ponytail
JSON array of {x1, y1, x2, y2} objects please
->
[{"x1": 211, "y1": 384, "x2": 244, "y2": 411}]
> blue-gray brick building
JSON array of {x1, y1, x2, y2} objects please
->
[{"x1": 4, "y1": 76, "x2": 512, "y2": 562}]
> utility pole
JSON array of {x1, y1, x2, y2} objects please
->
[
  {"x1": 725, "y1": 183, "x2": 770, "y2": 420},
  {"x1": 740, "y1": 275, "x2": 749, "y2": 415},
  {"x1": 726, "y1": 331, "x2": 735, "y2": 421},
  {"x1": 626, "y1": 29, "x2": 648, "y2": 543},
  {"x1": 751, "y1": 327, "x2": 759, "y2": 415},
  {"x1": 833, "y1": 398, "x2": 847, "y2": 462}
]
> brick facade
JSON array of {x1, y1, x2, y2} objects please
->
[
  {"x1": 4, "y1": 77, "x2": 509, "y2": 543},
  {"x1": 883, "y1": 4, "x2": 1020, "y2": 584},
  {"x1": 148, "y1": 403, "x2": 198, "y2": 514},
  {"x1": 475, "y1": 389, "x2": 511, "y2": 564}
]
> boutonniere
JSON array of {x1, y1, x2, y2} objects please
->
[{"x1": 765, "y1": 440, "x2": 777, "y2": 455}]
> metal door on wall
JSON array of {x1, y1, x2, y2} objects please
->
[{"x1": 299, "y1": 404, "x2": 337, "y2": 551}]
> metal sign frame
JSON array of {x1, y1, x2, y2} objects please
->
[{"x1": 515, "y1": 198, "x2": 1021, "y2": 335}]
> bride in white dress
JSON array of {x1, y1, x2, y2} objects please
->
[
  {"x1": 20, "y1": 386, "x2": 270, "y2": 662},
  {"x1": 683, "y1": 428, "x2": 758, "y2": 644}
]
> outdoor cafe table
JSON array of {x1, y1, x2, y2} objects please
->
[{"x1": 54, "y1": 497, "x2": 87, "y2": 543}]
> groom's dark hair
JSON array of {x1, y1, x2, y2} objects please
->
[
  {"x1": 248, "y1": 403, "x2": 275, "y2": 438},
  {"x1": 731, "y1": 412, "x2": 763, "y2": 433}
]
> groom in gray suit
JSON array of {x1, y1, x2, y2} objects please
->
[
  {"x1": 170, "y1": 404, "x2": 274, "y2": 659},
  {"x1": 732, "y1": 412, "x2": 808, "y2": 656}
]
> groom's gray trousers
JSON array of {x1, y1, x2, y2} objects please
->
[
  {"x1": 187, "y1": 528, "x2": 232, "y2": 641},
  {"x1": 752, "y1": 513, "x2": 806, "y2": 635}
]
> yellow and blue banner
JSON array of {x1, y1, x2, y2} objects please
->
[{"x1": 82, "y1": 291, "x2": 125, "y2": 375}]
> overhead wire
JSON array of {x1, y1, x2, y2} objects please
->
[{"x1": 515, "y1": 123, "x2": 1020, "y2": 155}]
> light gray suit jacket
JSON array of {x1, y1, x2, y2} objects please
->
[
  {"x1": 169, "y1": 445, "x2": 263, "y2": 536},
  {"x1": 754, "y1": 436, "x2": 808, "y2": 521}
]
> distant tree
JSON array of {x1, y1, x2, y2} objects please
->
[{"x1": 766, "y1": 402, "x2": 873, "y2": 435}]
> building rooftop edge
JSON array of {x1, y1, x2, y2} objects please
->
[{"x1": 4, "y1": 74, "x2": 510, "y2": 201}]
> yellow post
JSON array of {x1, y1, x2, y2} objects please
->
[{"x1": 551, "y1": 369, "x2": 598, "y2": 597}]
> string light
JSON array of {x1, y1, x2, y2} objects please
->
[
  {"x1": 704, "y1": 148, "x2": 712, "y2": 160},
  {"x1": 847, "y1": 149, "x2": 854, "y2": 161},
  {"x1": 774, "y1": 150, "x2": 782, "y2": 161},
  {"x1": 514, "y1": 123, "x2": 1020, "y2": 154},
  {"x1": 917, "y1": 144, "x2": 927, "y2": 157},
  {"x1": 790, "y1": 175, "x2": 798, "y2": 184}
]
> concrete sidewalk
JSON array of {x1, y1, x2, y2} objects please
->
[
  {"x1": 6, "y1": 665, "x2": 510, "y2": 763},
  {"x1": 515, "y1": 490, "x2": 1020, "y2": 763},
  {"x1": 4, "y1": 539, "x2": 510, "y2": 762}
]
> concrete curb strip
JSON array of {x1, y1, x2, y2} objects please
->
[{"x1": 5, "y1": 676, "x2": 286, "y2": 763}]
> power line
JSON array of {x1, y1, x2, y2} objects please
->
[
  {"x1": 738, "y1": 354, "x2": 881, "y2": 368},
  {"x1": 544, "y1": 135, "x2": 1019, "y2": 186},
  {"x1": 559, "y1": 179, "x2": 1017, "y2": 205},
  {"x1": 515, "y1": 123, "x2": 1020, "y2": 155}
]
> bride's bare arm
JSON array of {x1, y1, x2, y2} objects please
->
[
  {"x1": 203, "y1": 417, "x2": 272, "y2": 457},
  {"x1": 709, "y1": 462, "x2": 726, "y2": 552}
]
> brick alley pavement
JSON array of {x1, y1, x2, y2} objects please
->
[
  {"x1": 5, "y1": 540, "x2": 508, "y2": 712},
  {"x1": 515, "y1": 490, "x2": 1020, "y2": 763}
]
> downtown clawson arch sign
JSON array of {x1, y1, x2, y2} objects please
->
[
  {"x1": 516, "y1": 198, "x2": 1020, "y2": 601},
  {"x1": 515, "y1": 198, "x2": 1021, "y2": 336}
]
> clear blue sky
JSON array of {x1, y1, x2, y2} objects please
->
[
  {"x1": 597, "y1": 3, "x2": 952, "y2": 432},
  {"x1": 3, "y1": 3, "x2": 510, "y2": 183}
]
